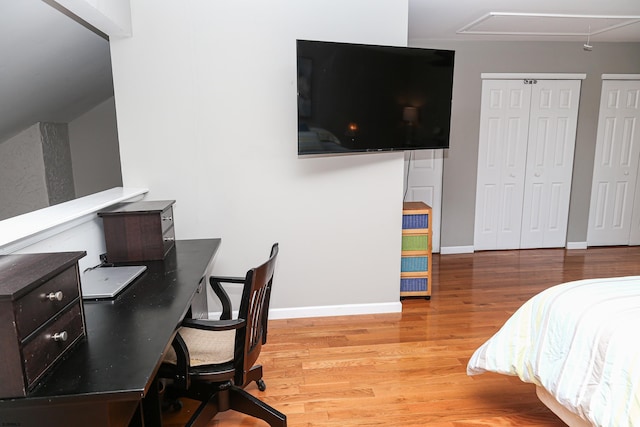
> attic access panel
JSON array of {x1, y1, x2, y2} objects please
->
[{"x1": 458, "y1": 12, "x2": 640, "y2": 37}]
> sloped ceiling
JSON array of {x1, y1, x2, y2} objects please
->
[{"x1": 0, "y1": 0, "x2": 113, "y2": 142}]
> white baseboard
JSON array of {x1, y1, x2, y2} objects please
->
[
  {"x1": 440, "y1": 245, "x2": 474, "y2": 254},
  {"x1": 209, "y1": 301, "x2": 402, "y2": 321},
  {"x1": 566, "y1": 241, "x2": 588, "y2": 250},
  {"x1": 441, "y1": 244, "x2": 589, "y2": 253}
]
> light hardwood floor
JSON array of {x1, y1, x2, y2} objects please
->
[{"x1": 164, "y1": 246, "x2": 640, "y2": 426}]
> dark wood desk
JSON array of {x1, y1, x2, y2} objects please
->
[{"x1": 0, "y1": 239, "x2": 221, "y2": 427}]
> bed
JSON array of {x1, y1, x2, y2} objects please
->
[{"x1": 467, "y1": 276, "x2": 640, "y2": 427}]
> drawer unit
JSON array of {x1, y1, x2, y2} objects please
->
[
  {"x1": 400, "y1": 202, "x2": 432, "y2": 299},
  {"x1": 0, "y1": 251, "x2": 86, "y2": 398},
  {"x1": 98, "y1": 200, "x2": 176, "y2": 263}
]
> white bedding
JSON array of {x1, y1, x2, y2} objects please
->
[{"x1": 467, "y1": 276, "x2": 640, "y2": 427}]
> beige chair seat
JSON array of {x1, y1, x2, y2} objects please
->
[{"x1": 164, "y1": 327, "x2": 235, "y2": 366}]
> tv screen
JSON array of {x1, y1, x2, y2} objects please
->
[{"x1": 297, "y1": 40, "x2": 455, "y2": 155}]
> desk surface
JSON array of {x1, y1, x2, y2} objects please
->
[{"x1": 1, "y1": 239, "x2": 220, "y2": 409}]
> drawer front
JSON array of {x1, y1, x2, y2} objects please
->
[
  {"x1": 15, "y1": 266, "x2": 80, "y2": 338},
  {"x1": 161, "y1": 206, "x2": 174, "y2": 233},
  {"x1": 22, "y1": 302, "x2": 85, "y2": 388},
  {"x1": 401, "y1": 235, "x2": 428, "y2": 251},
  {"x1": 400, "y1": 277, "x2": 428, "y2": 292},
  {"x1": 402, "y1": 213, "x2": 429, "y2": 229},
  {"x1": 401, "y1": 256, "x2": 428, "y2": 272}
]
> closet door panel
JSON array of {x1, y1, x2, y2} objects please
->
[
  {"x1": 588, "y1": 80, "x2": 640, "y2": 246},
  {"x1": 520, "y1": 80, "x2": 580, "y2": 249},
  {"x1": 474, "y1": 80, "x2": 530, "y2": 250}
]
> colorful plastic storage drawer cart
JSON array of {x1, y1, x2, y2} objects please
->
[{"x1": 400, "y1": 202, "x2": 432, "y2": 299}]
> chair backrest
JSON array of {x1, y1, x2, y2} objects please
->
[{"x1": 234, "y1": 243, "x2": 278, "y2": 386}]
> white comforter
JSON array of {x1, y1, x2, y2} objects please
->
[{"x1": 467, "y1": 276, "x2": 640, "y2": 427}]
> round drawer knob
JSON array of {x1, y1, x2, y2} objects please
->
[
  {"x1": 46, "y1": 291, "x2": 64, "y2": 302},
  {"x1": 52, "y1": 331, "x2": 68, "y2": 342}
]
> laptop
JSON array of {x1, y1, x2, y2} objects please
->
[{"x1": 81, "y1": 265, "x2": 147, "y2": 300}]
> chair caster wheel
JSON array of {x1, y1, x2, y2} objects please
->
[
  {"x1": 170, "y1": 399, "x2": 183, "y2": 412},
  {"x1": 162, "y1": 398, "x2": 183, "y2": 413},
  {"x1": 257, "y1": 379, "x2": 266, "y2": 391}
]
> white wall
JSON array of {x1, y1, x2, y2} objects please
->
[
  {"x1": 69, "y1": 97, "x2": 123, "y2": 197},
  {"x1": 110, "y1": 0, "x2": 409, "y2": 316}
]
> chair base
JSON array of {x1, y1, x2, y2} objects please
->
[{"x1": 186, "y1": 381, "x2": 287, "y2": 427}]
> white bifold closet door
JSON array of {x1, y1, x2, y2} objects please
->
[
  {"x1": 474, "y1": 78, "x2": 581, "y2": 250},
  {"x1": 587, "y1": 79, "x2": 640, "y2": 246}
]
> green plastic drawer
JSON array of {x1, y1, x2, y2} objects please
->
[{"x1": 401, "y1": 234, "x2": 428, "y2": 251}]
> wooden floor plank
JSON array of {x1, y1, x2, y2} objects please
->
[{"x1": 163, "y1": 246, "x2": 640, "y2": 426}]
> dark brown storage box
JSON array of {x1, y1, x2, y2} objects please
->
[
  {"x1": 98, "y1": 200, "x2": 176, "y2": 263},
  {"x1": 0, "y1": 251, "x2": 86, "y2": 398}
]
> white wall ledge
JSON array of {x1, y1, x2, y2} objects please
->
[{"x1": 0, "y1": 187, "x2": 148, "y2": 254}]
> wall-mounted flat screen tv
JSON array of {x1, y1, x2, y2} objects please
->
[{"x1": 297, "y1": 40, "x2": 455, "y2": 155}]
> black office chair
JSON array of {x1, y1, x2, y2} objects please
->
[{"x1": 160, "y1": 243, "x2": 286, "y2": 427}]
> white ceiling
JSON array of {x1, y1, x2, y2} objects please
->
[
  {"x1": 409, "y1": 0, "x2": 640, "y2": 42},
  {"x1": 1, "y1": 0, "x2": 640, "y2": 143}
]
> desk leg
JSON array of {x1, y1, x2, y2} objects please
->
[
  {"x1": 128, "y1": 404, "x2": 143, "y2": 427},
  {"x1": 144, "y1": 377, "x2": 164, "y2": 426},
  {"x1": 129, "y1": 378, "x2": 163, "y2": 427}
]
